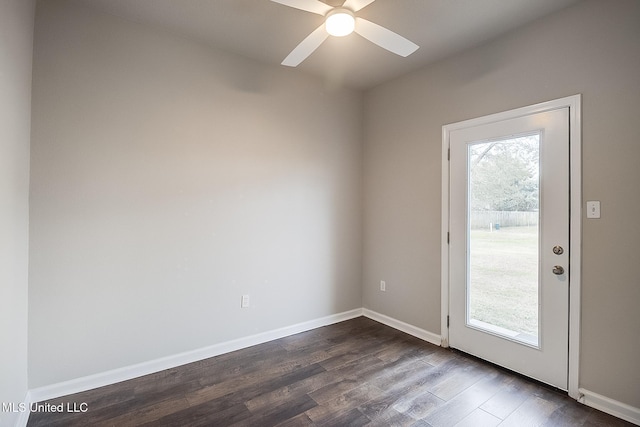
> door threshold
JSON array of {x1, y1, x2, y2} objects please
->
[{"x1": 448, "y1": 346, "x2": 568, "y2": 395}]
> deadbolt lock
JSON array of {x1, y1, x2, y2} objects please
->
[{"x1": 552, "y1": 245, "x2": 564, "y2": 255}]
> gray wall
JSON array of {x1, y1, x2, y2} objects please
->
[
  {"x1": 29, "y1": 0, "x2": 363, "y2": 388},
  {"x1": 363, "y1": 0, "x2": 640, "y2": 409},
  {"x1": 0, "y1": 0, "x2": 34, "y2": 425}
]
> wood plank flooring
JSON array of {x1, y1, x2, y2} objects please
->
[{"x1": 27, "y1": 317, "x2": 632, "y2": 426}]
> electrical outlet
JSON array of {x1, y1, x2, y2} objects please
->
[
  {"x1": 380, "y1": 281, "x2": 386, "y2": 292},
  {"x1": 241, "y1": 294, "x2": 250, "y2": 308}
]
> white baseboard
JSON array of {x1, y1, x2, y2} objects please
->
[
  {"x1": 20, "y1": 307, "x2": 438, "y2": 426},
  {"x1": 27, "y1": 308, "x2": 363, "y2": 406},
  {"x1": 23, "y1": 309, "x2": 638, "y2": 427},
  {"x1": 24, "y1": 308, "x2": 440, "y2": 410},
  {"x1": 578, "y1": 388, "x2": 640, "y2": 425},
  {"x1": 362, "y1": 308, "x2": 442, "y2": 346},
  {"x1": 14, "y1": 391, "x2": 31, "y2": 427}
]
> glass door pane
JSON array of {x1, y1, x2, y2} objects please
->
[{"x1": 467, "y1": 134, "x2": 540, "y2": 346}]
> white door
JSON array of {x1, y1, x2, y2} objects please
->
[{"x1": 448, "y1": 106, "x2": 570, "y2": 389}]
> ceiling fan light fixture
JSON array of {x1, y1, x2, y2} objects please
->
[
  {"x1": 272, "y1": 0, "x2": 419, "y2": 67},
  {"x1": 325, "y1": 9, "x2": 355, "y2": 37}
]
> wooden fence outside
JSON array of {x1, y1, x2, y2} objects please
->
[{"x1": 470, "y1": 210, "x2": 538, "y2": 229}]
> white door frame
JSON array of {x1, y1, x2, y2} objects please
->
[{"x1": 440, "y1": 94, "x2": 582, "y2": 399}]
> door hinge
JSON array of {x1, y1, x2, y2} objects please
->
[
  {"x1": 447, "y1": 315, "x2": 450, "y2": 328},
  {"x1": 447, "y1": 232, "x2": 450, "y2": 244},
  {"x1": 447, "y1": 148, "x2": 450, "y2": 161}
]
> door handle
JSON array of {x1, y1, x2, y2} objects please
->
[{"x1": 552, "y1": 265, "x2": 565, "y2": 275}]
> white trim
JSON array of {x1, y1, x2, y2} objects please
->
[
  {"x1": 13, "y1": 391, "x2": 31, "y2": 427},
  {"x1": 567, "y1": 95, "x2": 582, "y2": 400},
  {"x1": 441, "y1": 125, "x2": 451, "y2": 347},
  {"x1": 441, "y1": 95, "x2": 582, "y2": 397},
  {"x1": 27, "y1": 308, "x2": 363, "y2": 404},
  {"x1": 363, "y1": 309, "x2": 441, "y2": 346},
  {"x1": 578, "y1": 388, "x2": 640, "y2": 425},
  {"x1": 20, "y1": 305, "x2": 640, "y2": 426},
  {"x1": 442, "y1": 96, "x2": 580, "y2": 131}
]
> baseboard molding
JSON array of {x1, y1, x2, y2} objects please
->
[
  {"x1": 362, "y1": 308, "x2": 442, "y2": 346},
  {"x1": 578, "y1": 388, "x2": 640, "y2": 425},
  {"x1": 14, "y1": 390, "x2": 31, "y2": 427},
  {"x1": 18, "y1": 308, "x2": 436, "y2": 427},
  {"x1": 27, "y1": 308, "x2": 363, "y2": 406},
  {"x1": 24, "y1": 310, "x2": 638, "y2": 427}
]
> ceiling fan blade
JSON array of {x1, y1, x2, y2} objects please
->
[
  {"x1": 342, "y1": 0, "x2": 375, "y2": 12},
  {"x1": 282, "y1": 24, "x2": 329, "y2": 67},
  {"x1": 270, "y1": 0, "x2": 332, "y2": 16},
  {"x1": 354, "y1": 17, "x2": 419, "y2": 57}
]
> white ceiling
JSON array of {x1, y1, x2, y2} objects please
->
[{"x1": 77, "y1": 0, "x2": 583, "y2": 89}]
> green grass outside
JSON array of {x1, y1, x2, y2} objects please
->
[{"x1": 469, "y1": 225, "x2": 539, "y2": 336}]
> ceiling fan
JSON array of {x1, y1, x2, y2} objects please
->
[{"x1": 271, "y1": 0, "x2": 419, "y2": 67}]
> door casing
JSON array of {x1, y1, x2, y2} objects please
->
[{"x1": 440, "y1": 94, "x2": 582, "y2": 399}]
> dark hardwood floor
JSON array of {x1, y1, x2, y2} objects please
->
[{"x1": 28, "y1": 317, "x2": 632, "y2": 426}]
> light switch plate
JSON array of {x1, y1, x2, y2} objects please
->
[{"x1": 586, "y1": 201, "x2": 601, "y2": 219}]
